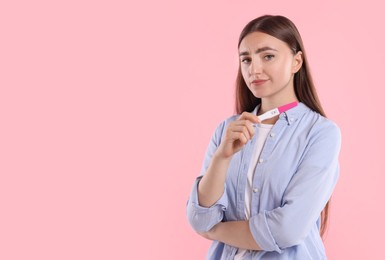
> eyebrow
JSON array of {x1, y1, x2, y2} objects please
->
[{"x1": 239, "y1": 47, "x2": 278, "y2": 56}]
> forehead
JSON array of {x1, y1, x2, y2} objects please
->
[{"x1": 239, "y1": 31, "x2": 288, "y2": 52}]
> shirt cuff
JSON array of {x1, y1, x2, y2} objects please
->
[
  {"x1": 249, "y1": 211, "x2": 282, "y2": 253},
  {"x1": 186, "y1": 176, "x2": 228, "y2": 232}
]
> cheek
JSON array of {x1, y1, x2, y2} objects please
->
[
  {"x1": 272, "y1": 61, "x2": 292, "y2": 80},
  {"x1": 241, "y1": 67, "x2": 249, "y2": 83}
]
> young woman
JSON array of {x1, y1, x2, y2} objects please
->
[{"x1": 186, "y1": 15, "x2": 341, "y2": 259}]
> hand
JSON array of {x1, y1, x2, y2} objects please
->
[{"x1": 216, "y1": 112, "x2": 260, "y2": 159}]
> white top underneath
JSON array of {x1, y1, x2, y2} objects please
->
[{"x1": 234, "y1": 123, "x2": 273, "y2": 259}]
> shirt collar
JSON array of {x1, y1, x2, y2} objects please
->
[{"x1": 252, "y1": 102, "x2": 310, "y2": 125}]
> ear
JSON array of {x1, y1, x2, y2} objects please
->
[{"x1": 291, "y1": 51, "x2": 303, "y2": 74}]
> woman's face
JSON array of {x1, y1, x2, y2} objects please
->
[{"x1": 239, "y1": 31, "x2": 302, "y2": 102}]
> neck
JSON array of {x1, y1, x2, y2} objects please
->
[
  {"x1": 258, "y1": 92, "x2": 298, "y2": 125},
  {"x1": 258, "y1": 81, "x2": 298, "y2": 114},
  {"x1": 258, "y1": 98, "x2": 298, "y2": 125},
  {"x1": 257, "y1": 78, "x2": 298, "y2": 123},
  {"x1": 259, "y1": 98, "x2": 298, "y2": 115}
]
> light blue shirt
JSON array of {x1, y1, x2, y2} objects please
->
[{"x1": 187, "y1": 103, "x2": 341, "y2": 259}]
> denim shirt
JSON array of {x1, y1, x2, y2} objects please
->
[{"x1": 186, "y1": 103, "x2": 341, "y2": 259}]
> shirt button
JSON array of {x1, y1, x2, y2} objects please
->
[
  {"x1": 253, "y1": 188, "x2": 259, "y2": 193},
  {"x1": 259, "y1": 158, "x2": 264, "y2": 163},
  {"x1": 270, "y1": 132, "x2": 275, "y2": 137}
]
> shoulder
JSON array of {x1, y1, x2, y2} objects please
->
[
  {"x1": 222, "y1": 114, "x2": 239, "y2": 126},
  {"x1": 213, "y1": 114, "x2": 238, "y2": 135},
  {"x1": 209, "y1": 114, "x2": 240, "y2": 145},
  {"x1": 302, "y1": 107, "x2": 341, "y2": 145}
]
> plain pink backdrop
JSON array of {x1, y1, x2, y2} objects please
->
[{"x1": 1, "y1": 0, "x2": 384, "y2": 259}]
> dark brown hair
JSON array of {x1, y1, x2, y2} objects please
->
[{"x1": 235, "y1": 15, "x2": 329, "y2": 237}]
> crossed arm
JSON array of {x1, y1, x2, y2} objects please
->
[
  {"x1": 192, "y1": 114, "x2": 341, "y2": 253},
  {"x1": 199, "y1": 220, "x2": 261, "y2": 250}
]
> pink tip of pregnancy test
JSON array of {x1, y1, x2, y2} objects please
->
[{"x1": 278, "y1": 102, "x2": 298, "y2": 113}]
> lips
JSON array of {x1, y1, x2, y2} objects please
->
[{"x1": 251, "y1": 79, "x2": 268, "y2": 85}]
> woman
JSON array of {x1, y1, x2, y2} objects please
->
[{"x1": 186, "y1": 15, "x2": 341, "y2": 259}]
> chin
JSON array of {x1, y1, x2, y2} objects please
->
[
  {"x1": 251, "y1": 91, "x2": 267, "y2": 99},
  {"x1": 248, "y1": 88, "x2": 267, "y2": 98}
]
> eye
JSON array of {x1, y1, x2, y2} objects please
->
[
  {"x1": 241, "y1": 57, "x2": 251, "y2": 64},
  {"x1": 264, "y1": 54, "x2": 275, "y2": 61}
]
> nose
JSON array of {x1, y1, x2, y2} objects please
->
[{"x1": 249, "y1": 58, "x2": 263, "y2": 75}]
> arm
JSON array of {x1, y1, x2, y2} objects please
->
[
  {"x1": 197, "y1": 154, "x2": 231, "y2": 207},
  {"x1": 202, "y1": 121, "x2": 341, "y2": 252},
  {"x1": 247, "y1": 122, "x2": 341, "y2": 252},
  {"x1": 203, "y1": 221, "x2": 261, "y2": 250},
  {"x1": 198, "y1": 112, "x2": 259, "y2": 207},
  {"x1": 187, "y1": 113, "x2": 260, "y2": 232}
]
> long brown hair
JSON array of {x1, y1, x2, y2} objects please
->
[{"x1": 235, "y1": 15, "x2": 329, "y2": 237}]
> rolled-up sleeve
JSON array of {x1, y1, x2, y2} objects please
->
[
  {"x1": 249, "y1": 121, "x2": 341, "y2": 252},
  {"x1": 186, "y1": 121, "x2": 229, "y2": 232},
  {"x1": 187, "y1": 176, "x2": 228, "y2": 232}
]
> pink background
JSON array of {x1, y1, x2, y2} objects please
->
[{"x1": 1, "y1": 0, "x2": 384, "y2": 259}]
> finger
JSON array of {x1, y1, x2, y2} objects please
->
[
  {"x1": 229, "y1": 124, "x2": 253, "y2": 140},
  {"x1": 230, "y1": 131, "x2": 248, "y2": 145},
  {"x1": 238, "y1": 111, "x2": 261, "y2": 124},
  {"x1": 232, "y1": 120, "x2": 255, "y2": 135}
]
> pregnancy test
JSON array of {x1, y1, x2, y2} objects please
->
[{"x1": 254, "y1": 101, "x2": 298, "y2": 124}]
